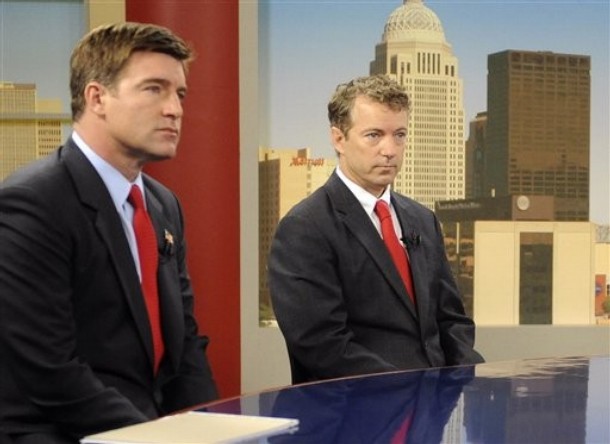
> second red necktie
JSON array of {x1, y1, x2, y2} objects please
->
[{"x1": 374, "y1": 200, "x2": 415, "y2": 303}]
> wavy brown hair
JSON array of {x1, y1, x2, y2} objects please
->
[
  {"x1": 70, "y1": 22, "x2": 193, "y2": 121},
  {"x1": 328, "y1": 75, "x2": 410, "y2": 136}
]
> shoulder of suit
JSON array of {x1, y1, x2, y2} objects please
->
[
  {"x1": 391, "y1": 191, "x2": 433, "y2": 216},
  {"x1": 1, "y1": 148, "x2": 65, "y2": 192},
  {"x1": 277, "y1": 185, "x2": 333, "y2": 224},
  {"x1": 291, "y1": 185, "x2": 327, "y2": 212},
  {"x1": 142, "y1": 173, "x2": 175, "y2": 199}
]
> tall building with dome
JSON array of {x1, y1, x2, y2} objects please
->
[{"x1": 370, "y1": 0, "x2": 465, "y2": 210}]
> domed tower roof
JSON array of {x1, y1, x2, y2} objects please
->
[{"x1": 382, "y1": 0, "x2": 447, "y2": 44}]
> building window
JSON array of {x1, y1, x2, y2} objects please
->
[{"x1": 519, "y1": 233, "x2": 553, "y2": 324}]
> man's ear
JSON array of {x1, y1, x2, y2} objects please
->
[
  {"x1": 83, "y1": 81, "x2": 107, "y2": 116},
  {"x1": 330, "y1": 126, "x2": 345, "y2": 155}
]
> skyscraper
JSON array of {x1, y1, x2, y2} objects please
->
[
  {"x1": 370, "y1": 0, "x2": 465, "y2": 210},
  {"x1": 465, "y1": 112, "x2": 487, "y2": 199},
  {"x1": 485, "y1": 50, "x2": 590, "y2": 221}
]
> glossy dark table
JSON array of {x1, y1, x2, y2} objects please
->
[{"x1": 198, "y1": 355, "x2": 609, "y2": 443}]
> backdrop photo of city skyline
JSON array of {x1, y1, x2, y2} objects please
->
[{"x1": 258, "y1": 0, "x2": 609, "y2": 224}]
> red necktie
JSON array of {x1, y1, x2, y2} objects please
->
[
  {"x1": 374, "y1": 200, "x2": 415, "y2": 303},
  {"x1": 391, "y1": 411, "x2": 413, "y2": 444},
  {"x1": 128, "y1": 185, "x2": 164, "y2": 373}
]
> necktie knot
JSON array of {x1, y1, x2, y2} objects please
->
[
  {"x1": 374, "y1": 200, "x2": 392, "y2": 222},
  {"x1": 128, "y1": 184, "x2": 146, "y2": 211}
]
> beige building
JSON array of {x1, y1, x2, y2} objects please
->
[
  {"x1": 37, "y1": 99, "x2": 67, "y2": 158},
  {"x1": 258, "y1": 148, "x2": 336, "y2": 320},
  {"x1": 370, "y1": 0, "x2": 465, "y2": 210},
  {"x1": 0, "y1": 82, "x2": 69, "y2": 180},
  {"x1": 473, "y1": 221, "x2": 598, "y2": 325}
]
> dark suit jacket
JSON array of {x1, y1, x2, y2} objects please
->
[
  {"x1": 268, "y1": 172, "x2": 483, "y2": 383},
  {"x1": 0, "y1": 139, "x2": 217, "y2": 441}
]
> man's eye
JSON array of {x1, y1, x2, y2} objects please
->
[
  {"x1": 146, "y1": 85, "x2": 162, "y2": 93},
  {"x1": 365, "y1": 133, "x2": 380, "y2": 140}
]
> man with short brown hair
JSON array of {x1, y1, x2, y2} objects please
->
[{"x1": 0, "y1": 22, "x2": 217, "y2": 443}]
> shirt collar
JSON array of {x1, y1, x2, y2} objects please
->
[
  {"x1": 336, "y1": 166, "x2": 392, "y2": 217},
  {"x1": 71, "y1": 131, "x2": 145, "y2": 211}
]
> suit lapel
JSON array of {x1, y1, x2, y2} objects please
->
[
  {"x1": 392, "y1": 193, "x2": 428, "y2": 321},
  {"x1": 325, "y1": 174, "x2": 417, "y2": 318},
  {"x1": 61, "y1": 141, "x2": 155, "y2": 366}
]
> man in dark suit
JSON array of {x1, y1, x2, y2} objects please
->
[
  {"x1": 269, "y1": 75, "x2": 483, "y2": 384},
  {"x1": 0, "y1": 22, "x2": 217, "y2": 443}
]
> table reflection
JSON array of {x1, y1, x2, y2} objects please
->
[
  {"x1": 268, "y1": 367, "x2": 472, "y2": 443},
  {"x1": 201, "y1": 356, "x2": 608, "y2": 444}
]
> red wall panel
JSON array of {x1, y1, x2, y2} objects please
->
[{"x1": 126, "y1": 0, "x2": 240, "y2": 398}]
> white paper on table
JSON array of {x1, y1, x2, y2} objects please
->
[{"x1": 80, "y1": 411, "x2": 299, "y2": 444}]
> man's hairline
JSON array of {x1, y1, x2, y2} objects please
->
[{"x1": 338, "y1": 94, "x2": 409, "y2": 138}]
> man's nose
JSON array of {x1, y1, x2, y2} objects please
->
[
  {"x1": 380, "y1": 139, "x2": 398, "y2": 158},
  {"x1": 164, "y1": 93, "x2": 183, "y2": 118}
]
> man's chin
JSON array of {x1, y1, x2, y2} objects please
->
[
  {"x1": 377, "y1": 171, "x2": 397, "y2": 183},
  {"x1": 148, "y1": 147, "x2": 178, "y2": 162}
]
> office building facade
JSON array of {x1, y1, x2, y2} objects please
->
[
  {"x1": 1, "y1": 82, "x2": 69, "y2": 181},
  {"x1": 465, "y1": 112, "x2": 487, "y2": 199},
  {"x1": 473, "y1": 221, "x2": 597, "y2": 325},
  {"x1": 484, "y1": 50, "x2": 590, "y2": 221}
]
